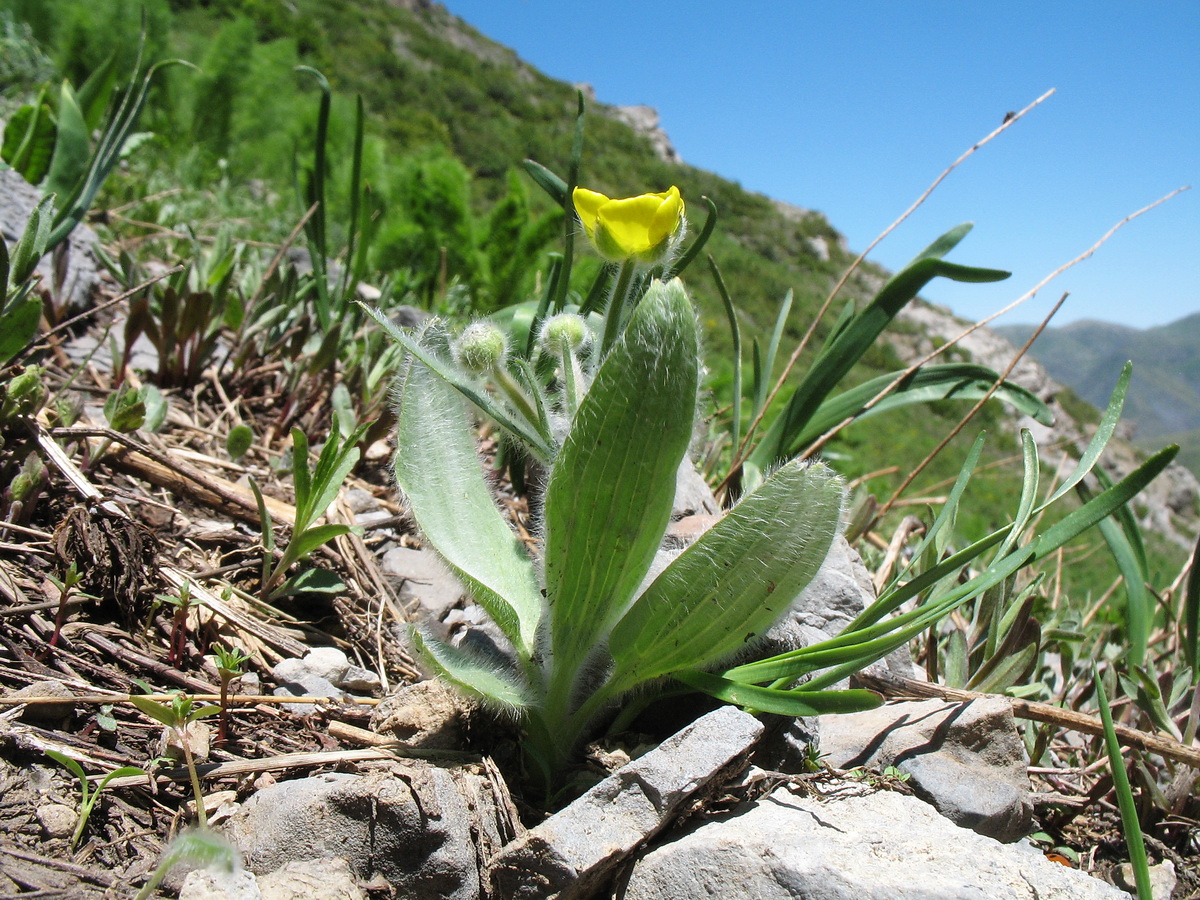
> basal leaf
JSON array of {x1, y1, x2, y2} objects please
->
[
  {"x1": 392, "y1": 351, "x2": 544, "y2": 655},
  {"x1": 609, "y1": 459, "x2": 843, "y2": 685},
  {"x1": 542, "y1": 278, "x2": 698, "y2": 688}
]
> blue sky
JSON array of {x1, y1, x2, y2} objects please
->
[{"x1": 441, "y1": 1, "x2": 1197, "y2": 329}]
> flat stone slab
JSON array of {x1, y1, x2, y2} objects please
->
[
  {"x1": 623, "y1": 785, "x2": 1131, "y2": 900},
  {"x1": 487, "y1": 705, "x2": 764, "y2": 899}
]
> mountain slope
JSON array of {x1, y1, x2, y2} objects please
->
[{"x1": 995, "y1": 313, "x2": 1200, "y2": 440}]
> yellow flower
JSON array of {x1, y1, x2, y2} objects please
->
[{"x1": 572, "y1": 185, "x2": 685, "y2": 262}]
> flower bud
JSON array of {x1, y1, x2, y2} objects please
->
[
  {"x1": 454, "y1": 322, "x2": 508, "y2": 375},
  {"x1": 539, "y1": 313, "x2": 589, "y2": 356}
]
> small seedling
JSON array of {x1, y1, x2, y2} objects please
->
[
  {"x1": 250, "y1": 418, "x2": 367, "y2": 602},
  {"x1": 159, "y1": 580, "x2": 201, "y2": 668},
  {"x1": 130, "y1": 691, "x2": 220, "y2": 828},
  {"x1": 209, "y1": 644, "x2": 252, "y2": 744},
  {"x1": 45, "y1": 561, "x2": 95, "y2": 650},
  {"x1": 44, "y1": 749, "x2": 145, "y2": 850}
]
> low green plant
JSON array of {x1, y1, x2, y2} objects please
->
[
  {"x1": 130, "y1": 690, "x2": 220, "y2": 829},
  {"x1": 209, "y1": 643, "x2": 252, "y2": 745},
  {"x1": 44, "y1": 749, "x2": 146, "y2": 850},
  {"x1": 45, "y1": 561, "x2": 94, "y2": 650},
  {"x1": 159, "y1": 579, "x2": 199, "y2": 668},
  {"x1": 249, "y1": 419, "x2": 367, "y2": 602}
]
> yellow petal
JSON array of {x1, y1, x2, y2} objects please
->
[
  {"x1": 599, "y1": 193, "x2": 669, "y2": 256},
  {"x1": 647, "y1": 186, "x2": 684, "y2": 247},
  {"x1": 572, "y1": 187, "x2": 610, "y2": 239}
]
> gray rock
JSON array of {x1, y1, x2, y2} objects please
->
[
  {"x1": 382, "y1": 545, "x2": 465, "y2": 623},
  {"x1": 672, "y1": 459, "x2": 719, "y2": 517},
  {"x1": 11, "y1": 679, "x2": 76, "y2": 726},
  {"x1": 1114, "y1": 860, "x2": 1176, "y2": 900},
  {"x1": 0, "y1": 169, "x2": 101, "y2": 314},
  {"x1": 818, "y1": 697, "x2": 1033, "y2": 842},
  {"x1": 258, "y1": 857, "x2": 366, "y2": 900},
  {"x1": 179, "y1": 868, "x2": 262, "y2": 900},
  {"x1": 222, "y1": 764, "x2": 504, "y2": 899},
  {"x1": 36, "y1": 802, "x2": 78, "y2": 839},
  {"x1": 298, "y1": 647, "x2": 382, "y2": 694},
  {"x1": 487, "y1": 705, "x2": 763, "y2": 900},
  {"x1": 750, "y1": 535, "x2": 913, "y2": 773},
  {"x1": 623, "y1": 785, "x2": 1131, "y2": 900},
  {"x1": 270, "y1": 658, "x2": 348, "y2": 713}
]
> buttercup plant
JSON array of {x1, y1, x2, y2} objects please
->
[{"x1": 386, "y1": 276, "x2": 867, "y2": 790}]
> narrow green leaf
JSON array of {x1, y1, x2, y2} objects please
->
[
  {"x1": 609, "y1": 459, "x2": 843, "y2": 684},
  {"x1": 282, "y1": 524, "x2": 353, "y2": 563},
  {"x1": 275, "y1": 568, "x2": 347, "y2": 597},
  {"x1": 969, "y1": 642, "x2": 1037, "y2": 694},
  {"x1": 289, "y1": 429, "x2": 313, "y2": 526},
  {"x1": 1030, "y1": 446, "x2": 1177, "y2": 565},
  {"x1": 665, "y1": 195, "x2": 718, "y2": 280},
  {"x1": 1088, "y1": 491, "x2": 1152, "y2": 667},
  {"x1": 46, "y1": 81, "x2": 90, "y2": 199},
  {"x1": 999, "y1": 429, "x2": 1041, "y2": 556},
  {"x1": 745, "y1": 226, "x2": 1009, "y2": 478},
  {"x1": 1040, "y1": 362, "x2": 1132, "y2": 508},
  {"x1": 675, "y1": 669, "x2": 882, "y2": 716},
  {"x1": 392, "y1": 350, "x2": 544, "y2": 654},
  {"x1": 1184, "y1": 531, "x2": 1200, "y2": 681},
  {"x1": 45, "y1": 749, "x2": 86, "y2": 782},
  {"x1": 542, "y1": 278, "x2": 698, "y2": 682},
  {"x1": 10, "y1": 194, "x2": 55, "y2": 286},
  {"x1": 521, "y1": 158, "x2": 567, "y2": 205},
  {"x1": 1094, "y1": 665, "x2": 1152, "y2": 900},
  {"x1": 792, "y1": 365, "x2": 1051, "y2": 454},
  {"x1": 709, "y1": 255, "x2": 742, "y2": 452}
]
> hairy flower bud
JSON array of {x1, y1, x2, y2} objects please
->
[
  {"x1": 454, "y1": 322, "x2": 508, "y2": 375},
  {"x1": 539, "y1": 313, "x2": 589, "y2": 356}
]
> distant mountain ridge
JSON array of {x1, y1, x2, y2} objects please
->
[{"x1": 995, "y1": 312, "x2": 1200, "y2": 442}]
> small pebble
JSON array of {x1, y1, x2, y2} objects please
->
[{"x1": 37, "y1": 802, "x2": 78, "y2": 839}]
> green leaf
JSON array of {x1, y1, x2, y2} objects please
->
[
  {"x1": 0, "y1": 297, "x2": 42, "y2": 365},
  {"x1": 360, "y1": 303, "x2": 554, "y2": 461},
  {"x1": 542, "y1": 278, "x2": 699, "y2": 686},
  {"x1": 274, "y1": 568, "x2": 347, "y2": 597},
  {"x1": 522, "y1": 158, "x2": 567, "y2": 206},
  {"x1": 1093, "y1": 665, "x2": 1152, "y2": 900},
  {"x1": 1, "y1": 99, "x2": 57, "y2": 184},
  {"x1": 665, "y1": 195, "x2": 719, "y2": 280},
  {"x1": 1040, "y1": 362, "x2": 1131, "y2": 508},
  {"x1": 744, "y1": 224, "x2": 1009, "y2": 486},
  {"x1": 226, "y1": 424, "x2": 254, "y2": 460},
  {"x1": 791, "y1": 365, "x2": 1052, "y2": 453},
  {"x1": 141, "y1": 384, "x2": 168, "y2": 433},
  {"x1": 282, "y1": 524, "x2": 353, "y2": 564},
  {"x1": 10, "y1": 193, "x2": 55, "y2": 287},
  {"x1": 45, "y1": 748, "x2": 87, "y2": 783},
  {"x1": 45, "y1": 81, "x2": 91, "y2": 199},
  {"x1": 129, "y1": 695, "x2": 178, "y2": 728},
  {"x1": 609, "y1": 459, "x2": 843, "y2": 685},
  {"x1": 1184, "y1": 531, "x2": 1200, "y2": 681},
  {"x1": 410, "y1": 628, "x2": 533, "y2": 712},
  {"x1": 392, "y1": 348, "x2": 544, "y2": 655},
  {"x1": 675, "y1": 669, "x2": 883, "y2": 716},
  {"x1": 969, "y1": 642, "x2": 1037, "y2": 694}
]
